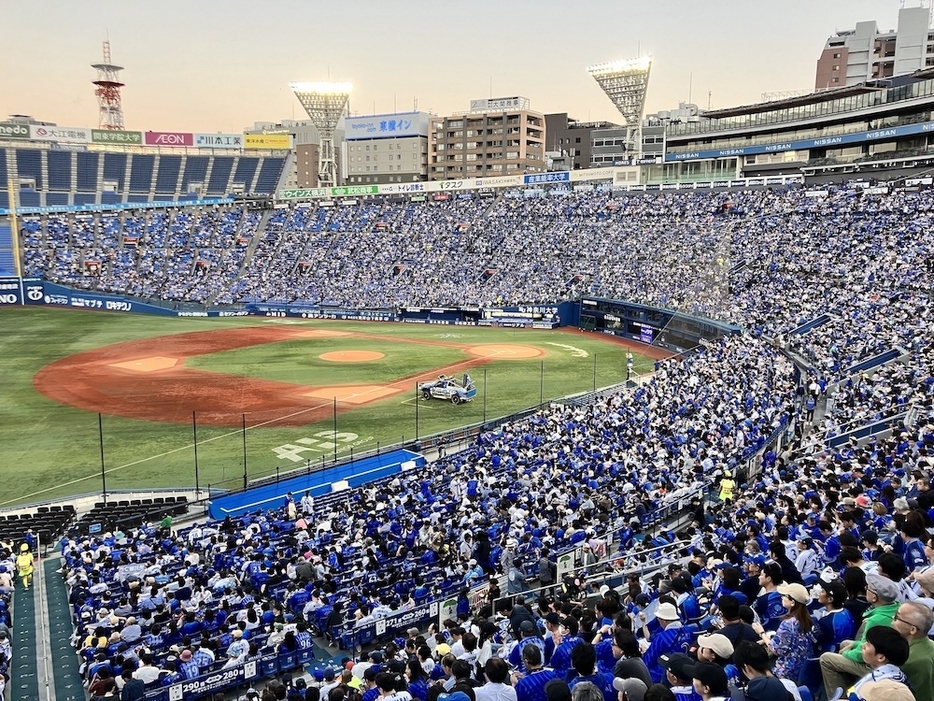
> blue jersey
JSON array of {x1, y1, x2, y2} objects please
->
[
  {"x1": 568, "y1": 673, "x2": 615, "y2": 701},
  {"x1": 904, "y1": 539, "x2": 929, "y2": 572},
  {"x1": 515, "y1": 668, "x2": 558, "y2": 701},
  {"x1": 756, "y1": 591, "x2": 786, "y2": 632},
  {"x1": 813, "y1": 609, "x2": 857, "y2": 653},
  {"x1": 509, "y1": 636, "x2": 546, "y2": 673},
  {"x1": 549, "y1": 636, "x2": 583, "y2": 679}
]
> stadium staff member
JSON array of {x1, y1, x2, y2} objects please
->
[
  {"x1": 717, "y1": 471, "x2": 735, "y2": 503},
  {"x1": 16, "y1": 542, "x2": 34, "y2": 590}
]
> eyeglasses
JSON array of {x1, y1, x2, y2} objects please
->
[{"x1": 893, "y1": 614, "x2": 917, "y2": 629}]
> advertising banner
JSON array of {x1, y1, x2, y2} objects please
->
[
  {"x1": 345, "y1": 112, "x2": 430, "y2": 140},
  {"x1": 0, "y1": 122, "x2": 30, "y2": 139},
  {"x1": 0, "y1": 278, "x2": 23, "y2": 305},
  {"x1": 91, "y1": 130, "x2": 143, "y2": 145},
  {"x1": 144, "y1": 131, "x2": 194, "y2": 147},
  {"x1": 524, "y1": 171, "x2": 570, "y2": 185},
  {"x1": 664, "y1": 119, "x2": 934, "y2": 162},
  {"x1": 195, "y1": 133, "x2": 243, "y2": 148},
  {"x1": 167, "y1": 660, "x2": 258, "y2": 701},
  {"x1": 30, "y1": 125, "x2": 91, "y2": 143},
  {"x1": 0, "y1": 197, "x2": 233, "y2": 217},
  {"x1": 244, "y1": 133, "x2": 292, "y2": 149},
  {"x1": 556, "y1": 550, "x2": 576, "y2": 582},
  {"x1": 373, "y1": 601, "x2": 438, "y2": 637}
]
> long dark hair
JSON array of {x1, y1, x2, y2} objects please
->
[{"x1": 785, "y1": 599, "x2": 813, "y2": 634}]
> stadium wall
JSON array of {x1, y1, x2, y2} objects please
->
[{"x1": 0, "y1": 277, "x2": 739, "y2": 355}]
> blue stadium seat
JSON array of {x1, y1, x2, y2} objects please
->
[
  {"x1": 75, "y1": 152, "x2": 99, "y2": 192},
  {"x1": 154, "y1": 155, "x2": 182, "y2": 194},
  {"x1": 15, "y1": 149, "x2": 43, "y2": 189},
  {"x1": 101, "y1": 152, "x2": 127, "y2": 192},
  {"x1": 207, "y1": 156, "x2": 234, "y2": 195},
  {"x1": 128, "y1": 154, "x2": 155, "y2": 193}
]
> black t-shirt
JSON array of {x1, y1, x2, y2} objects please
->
[
  {"x1": 612, "y1": 657, "x2": 653, "y2": 688},
  {"x1": 718, "y1": 621, "x2": 759, "y2": 650}
]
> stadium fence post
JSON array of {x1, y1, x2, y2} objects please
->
[
  {"x1": 539, "y1": 360, "x2": 544, "y2": 407},
  {"x1": 415, "y1": 385, "x2": 419, "y2": 443},
  {"x1": 241, "y1": 413, "x2": 248, "y2": 490},
  {"x1": 192, "y1": 410, "x2": 200, "y2": 497},
  {"x1": 483, "y1": 368, "x2": 487, "y2": 424},
  {"x1": 332, "y1": 397, "x2": 338, "y2": 463},
  {"x1": 98, "y1": 412, "x2": 107, "y2": 504},
  {"x1": 593, "y1": 353, "x2": 597, "y2": 391}
]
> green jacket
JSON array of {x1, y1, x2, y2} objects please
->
[
  {"x1": 903, "y1": 635, "x2": 934, "y2": 701},
  {"x1": 842, "y1": 601, "x2": 899, "y2": 662}
]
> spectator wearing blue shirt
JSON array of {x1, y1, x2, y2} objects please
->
[
  {"x1": 899, "y1": 520, "x2": 929, "y2": 573},
  {"x1": 812, "y1": 580, "x2": 857, "y2": 654},
  {"x1": 550, "y1": 616, "x2": 584, "y2": 681},
  {"x1": 513, "y1": 644, "x2": 557, "y2": 701},
  {"x1": 755, "y1": 563, "x2": 786, "y2": 633},
  {"x1": 566, "y1": 643, "x2": 615, "y2": 701},
  {"x1": 658, "y1": 653, "x2": 702, "y2": 701},
  {"x1": 641, "y1": 602, "x2": 691, "y2": 684}
]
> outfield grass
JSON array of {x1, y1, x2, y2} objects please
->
[{"x1": 0, "y1": 308, "x2": 656, "y2": 506}]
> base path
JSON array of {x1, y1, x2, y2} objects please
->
[{"x1": 33, "y1": 327, "x2": 546, "y2": 428}]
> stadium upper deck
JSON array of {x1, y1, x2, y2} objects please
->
[{"x1": 649, "y1": 68, "x2": 934, "y2": 183}]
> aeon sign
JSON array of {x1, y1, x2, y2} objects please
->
[{"x1": 144, "y1": 131, "x2": 194, "y2": 147}]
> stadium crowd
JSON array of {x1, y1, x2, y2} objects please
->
[{"x1": 6, "y1": 183, "x2": 934, "y2": 701}]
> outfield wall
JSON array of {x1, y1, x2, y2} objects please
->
[{"x1": 0, "y1": 278, "x2": 740, "y2": 351}]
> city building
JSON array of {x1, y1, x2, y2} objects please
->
[
  {"x1": 245, "y1": 120, "x2": 329, "y2": 188},
  {"x1": 815, "y1": 6, "x2": 933, "y2": 89},
  {"x1": 428, "y1": 97, "x2": 545, "y2": 180},
  {"x1": 344, "y1": 112, "x2": 431, "y2": 185},
  {"x1": 544, "y1": 113, "x2": 619, "y2": 171}
]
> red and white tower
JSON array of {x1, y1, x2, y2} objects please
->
[{"x1": 92, "y1": 41, "x2": 125, "y2": 130}]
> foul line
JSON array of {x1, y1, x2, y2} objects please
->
[{"x1": 0, "y1": 400, "x2": 347, "y2": 508}]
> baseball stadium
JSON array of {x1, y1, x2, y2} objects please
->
[{"x1": 1, "y1": 7, "x2": 934, "y2": 701}]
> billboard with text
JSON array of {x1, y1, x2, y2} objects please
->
[
  {"x1": 30, "y1": 125, "x2": 91, "y2": 143},
  {"x1": 195, "y1": 133, "x2": 243, "y2": 148},
  {"x1": 0, "y1": 123, "x2": 30, "y2": 139},
  {"x1": 243, "y1": 133, "x2": 292, "y2": 150},
  {"x1": 345, "y1": 112, "x2": 430, "y2": 140},
  {"x1": 144, "y1": 131, "x2": 194, "y2": 147},
  {"x1": 92, "y1": 130, "x2": 143, "y2": 145}
]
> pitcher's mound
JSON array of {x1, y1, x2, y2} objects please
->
[
  {"x1": 467, "y1": 345, "x2": 543, "y2": 359},
  {"x1": 109, "y1": 356, "x2": 181, "y2": 373},
  {"x1": 319, "y1": 350, "x2": 385, "y2": 362}
]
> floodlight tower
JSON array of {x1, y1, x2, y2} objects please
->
[
  {"x1": 92, "y1": 40, "x2": 125, "y2": 130},
  {"x1": 289, "y1": 82, "x2": 352, "y2": 188},
  {"x1": 587, "y1": 56, "x2": 652, "y2": 158}
]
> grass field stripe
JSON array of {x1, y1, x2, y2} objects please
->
[{"x1": 0, "y1": 397, "x2": 349, "y2": 507}]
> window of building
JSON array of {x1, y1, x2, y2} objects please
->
[
  {"x1": 832, "y1": 52, "x2": 841, "y2": 59},
  {"x1": 832, "y1": 77, "x2": 840, "y2": 83},
  {"x1": 832, "y1": 65, "x2": 839, "y2": 71},
  {"x1": 575, "y1": 137, "x2": 581, "y2": 143}
]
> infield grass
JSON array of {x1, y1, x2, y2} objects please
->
[{"x1": 0, "y1": 307, "x2": 656, "y2": 506}]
